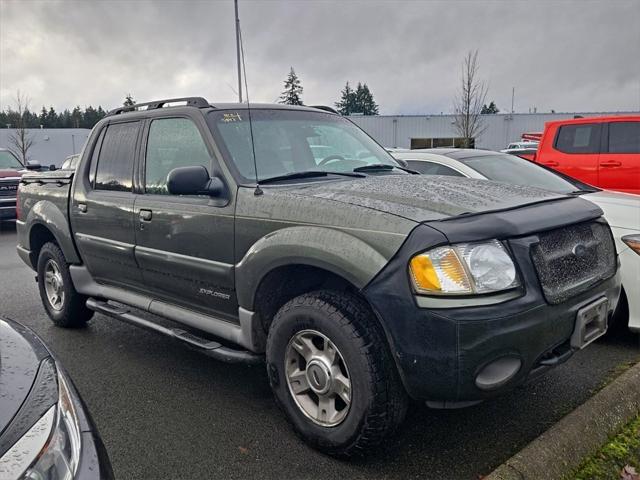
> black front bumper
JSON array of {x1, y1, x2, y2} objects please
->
[{"x1": 362, "y1": 199, "x2": 621, "y2": 403}]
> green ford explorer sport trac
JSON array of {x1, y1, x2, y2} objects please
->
[{"x1": 16, "y1": 97, "x2": 621, "y2": 456}]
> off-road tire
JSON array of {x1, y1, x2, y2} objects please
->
[
  {"x1": 37, "y1": 242, "x2": 93, "y2": 328},
  {"x1": 266, "y1": 290, "x2": 407, "y2": 457}
]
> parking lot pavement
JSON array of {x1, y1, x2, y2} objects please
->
[{"x1": 1, "y1": 221, "x2": 638, "y2": 480}]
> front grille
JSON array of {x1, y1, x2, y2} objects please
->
[
  {"x1": 0, "y1": 180, "x2": 19, "y2": 197},
  {"x1": 531, "y1": 221, "x2": 616, "y2": 304}
]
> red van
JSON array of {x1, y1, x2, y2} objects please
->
[{"x1": 534, "y1": 116, "x2": 640, "y2": 195}]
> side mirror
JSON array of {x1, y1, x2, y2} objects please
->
[
  {"x1": 49, "y1": 164, "x2": 57, "y2": 171},
  {"x1": 395, "y1": 158, "x2": 409, "y2": 168},
  {"x1": 167, "y1": 166, "x2": 224, "y2": 197},
  {"x1": 26, "y1": 161, "x2": 41, "y2": 170}
]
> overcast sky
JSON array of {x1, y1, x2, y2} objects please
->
[{"x1": 1, "y1": 0, "x2": 639, "y2": 115}]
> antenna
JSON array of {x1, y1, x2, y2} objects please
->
[
  {"x1": 238, "y1": 21, "x2": 262, "y2": 196},
  {"x1": 234, "y1": 0, "x2": 242, "y2": 103}
]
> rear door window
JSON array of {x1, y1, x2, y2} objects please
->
[
  {"x1": 607, "y1": 122, "x2": 640, "y2": 153},
  {"x1": 144, "y1": 118, "x2": 212, "y2": 195},
  {"x1": 94, "y1": 122, "x2": 139, "y2": 191},
  {"x1": 555, "y1": 123, "x2": 601, "y2": 154}
]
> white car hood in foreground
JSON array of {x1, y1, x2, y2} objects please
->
[{"x1": 583, "y1": 190, "x2": 640, "y2": 231}]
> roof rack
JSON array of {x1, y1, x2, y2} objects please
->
[
  {"x1": 310, "y1": 105, "x2": 339, "y2": 114},
  {"x1": 107, "y1": 96, "x2": 211, "y2": 116}
]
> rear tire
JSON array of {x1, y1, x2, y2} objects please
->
[
  {"x1": 37, "y1": 242, "x2": 93, "y2": 328},
  {"x1": 266, "y1": 290, "x2": 407, "y2": 457}
]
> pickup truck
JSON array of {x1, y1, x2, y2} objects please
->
[
  {"x1": 533, "y1": 115, "x2": 640, "y2": 195},
  {"x1": 16, "y1": 97, "x2": 621, "y2": 456},
  {"x1": 0, "y1": 148, "x2": 55, "y2": 222},
  {"x1": 0, "y1": 149, "x2": 26, "y2": 221}
]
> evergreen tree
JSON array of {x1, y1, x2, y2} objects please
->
[
  {"x1": 71, "y1": 106, "x2": 83, "y2": 128},
  {"x1": 39, "y1": 107, "x2": 48, "y2": 127},
  {"x1": 123, "y1": 94, "x2": 135, "y2": 107},
  {"x1": 24, "y1": 109, "x2": 40, "y2": 128},
  {"x1": 83, "y1": 106, "x2": 100, "y2": 128},
  {"x1": 353, "y1": 83, "x2": 379, "y2": 116},
  {"x1": 335, "y1": 82, "x2": 357, "y2": 115},
  {"x1": 46, "y1": 107, "x2": 58, "y2": 128},
  {"x1": 481, "y1": 101, "x2": 499, "y2": 114},
  {"x1": 278, "y1": 67, "x2": 303, "y2": 105},
  {"x1": 59, "y1": 109, "x2": 72, "y2": 128}
]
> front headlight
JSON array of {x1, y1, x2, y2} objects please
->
[
  {"x1": 622, "y1": 234, "x2": 640, "y2": 256},
  {"x1": 0, "y1": 368, "x2": 82, "y2": 480},
  {"x1": 409, "y1": 240, "x2": 520, "y2": 295},
  {"x1": 23, "y1": 370, "x2": 82, "y2": 480}
]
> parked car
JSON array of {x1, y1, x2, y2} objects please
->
[
  {"x1": 0, "y1": 149, "x2": 55, "y2": 222},
  {"x1": 17, "y1": 97, "x2": 621, "y2": 456},
  {"x1": 60, "y1": 154, "x2": 81, "y2": 171},
  {"x1": 500, "y1": 141, "x2": 539, "y2": 161},
  {"x1": 533, "y1": 115, "x2": 640, "y2": 195},
  {"x1": 501, "y1": 141, "x2": 539, "y2": 152},
  {"x1": 391, "y1": 148, "x2": 639, "y2": 333},
  {"x1": 0, "y1": 149, "x2": 27, "y2": 222},
  {"x1": 0, "y1": 317, "x2": 113, "y2": 479}
]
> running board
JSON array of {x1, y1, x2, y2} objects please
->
[{"x1": 86, "y1": 299, "x2": 263, "y2": 364}]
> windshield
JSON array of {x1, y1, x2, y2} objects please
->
[
  {"x1": 0, "y1": 151, "x2": 22, "y2": 169},
  {"x1": 459, "y1": 153, "x2": 580, "y2": 194},
  {"x1": 207, "y1": 109, "x2": 398, "y2": 182}
]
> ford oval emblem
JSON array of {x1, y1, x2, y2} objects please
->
[{"x1": 572, "y1": 243, "x2": 588, "y2": 258}]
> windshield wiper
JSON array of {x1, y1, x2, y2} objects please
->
[
  {"x1": 259, "y1": 170, "x2": 365, "y2": 184},
  {"x1": 353, "y1": 164, "x2": 419, "y2": 174}
]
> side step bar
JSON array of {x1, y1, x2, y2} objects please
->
[{"x1": 86, "y1": 299, "x2": 263, "y2": 365}]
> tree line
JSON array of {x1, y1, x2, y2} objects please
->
[{"x1": 0, "y1": 105, "x2": 108, "y2": 130}]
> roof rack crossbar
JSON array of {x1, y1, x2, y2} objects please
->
[{"x1": 107, "y1": 96, "x2": 210, "y2": 116}]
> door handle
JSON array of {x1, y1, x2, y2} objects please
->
[
  {"x1": 78, "y1": 203, "x2": 87, "y2": 213},
  {"x1": 542, "y1": 161, "x2": 559, "y2": 167},
  {"x1": 600, "y1": 161, "x2": 622, "y2": 167},
  {"x1": 139, "y1": 209, "x2": 152, "y2": 221}
]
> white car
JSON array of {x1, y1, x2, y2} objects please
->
[
  {"x1": 392, "y1": 148, "x2": 640, "y2": 333},
  {"x1": 500, "y1": 141, "x2": 539, "y2": 154}
]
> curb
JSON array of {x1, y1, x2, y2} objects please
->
[{"x1": 485, "y1": 360, "x2": 640, "y2": 480}]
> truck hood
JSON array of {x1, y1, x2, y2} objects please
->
[{"x1": 287, "y1": 175, "x2": 567, "y2": 223}]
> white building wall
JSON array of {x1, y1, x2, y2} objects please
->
[
  {"x1": 348, "y1": 112, "x2": 640, "y2": 151},
  {"x1": 0, "y1": 128, "x2": 91, "y2": 166}
]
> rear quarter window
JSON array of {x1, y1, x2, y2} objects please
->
[
  {"x1": 608, "y1": 121, "x2": 640, "y2": 153},
  {"x1": 554, "y1": 123, "x2": 601, "y2": 154}
]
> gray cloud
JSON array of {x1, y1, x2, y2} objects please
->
[{"x1": 1, "y1": 0, "x2": 639, "y2": 114}]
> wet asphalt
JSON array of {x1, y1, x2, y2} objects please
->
[{"x1": 0, "y1": 221, "x2": 638, "y2": 480}]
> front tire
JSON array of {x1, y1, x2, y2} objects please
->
[
  {"x1": 37, "y1": 242, "x2": 93, "y2": 328},
  {"x1": 266, "y1": 290, "x2": 407, "y2": 457}
]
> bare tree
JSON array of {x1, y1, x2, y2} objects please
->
[
  {"x1": 453, "y1": 50, "x2": 488, "y2": 148},
  {"x1": 8, "y1": 91, "x2": 36, "y2": 163}
]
